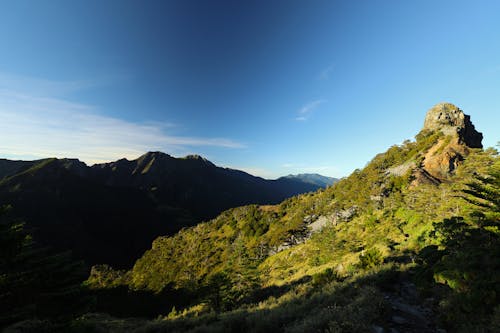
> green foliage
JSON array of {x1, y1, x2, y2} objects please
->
[
  {"x1": 14, "y1": 130, "x2": 497, "y2": 332},
  {"x1": 462, "y1": 161, "x2": 500, "y2": 217},
  {"x1": 0, "y1": 206, "x2": 91, "y2": 327},
  {"x1": 358, "y1": 248, "x2": 384, "y2": 269},
  {"x1": 414, "y1": 129, "x2": 444, "y2": 149},
  {"x1": 312, "y1": 268, "x2": 340, "y2": 287},
  {"x1": 203, "y1": 271, "x2": 233, "y2": 311},
  {"x1": 240, "y1": 205, "x2": 270, "y2": 237},
  {"x1": 416, "y1": 160, "x2": 500, "y2": 330},
  {"x1": 69, "y1": 281, "x2": 385, "y2": 333},
  {"x1": 129, "y1": 205, "x2": 274, "y2": 295},
  {"x1": 86, "y1": 264, "x2": 129, "y2": 289}
]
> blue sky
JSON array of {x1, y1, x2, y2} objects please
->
[{"x1": 0, "y1": 0, "x2": 499, "y2": 178}]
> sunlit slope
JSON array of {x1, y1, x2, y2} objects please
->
[
  {"x1": 81, "y1": 103, "x2": 499, "y2": 332},
  {"x1": 125, "y1": 105, "x2": 494, "y2": 292}
]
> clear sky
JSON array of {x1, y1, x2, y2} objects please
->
[{"x1": 1, "y1": 0, "x2": 499, "y2": 178}]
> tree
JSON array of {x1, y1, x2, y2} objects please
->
[
  {"x1": 420, "y1": 160, "x2": 500, "y2": 329},
  {"x1": 462, "y1": 162, "x2": 500, "y2": 220},
  {"x1": 0, "y1": 206, "x2": 91, "y2": 327}
]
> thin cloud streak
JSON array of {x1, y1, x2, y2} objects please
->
[
  {"x1": 295, "y1": 99, "x2": 326, "y2": 121},
  {"x1": 0, "y1": 89, "x2": 244, "y2": 164},
  {"x1": 0, "y1": 72, "x2": 128, "y2": 97}
]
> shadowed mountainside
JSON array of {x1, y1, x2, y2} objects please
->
[{"x1": 0, "y1": 153, "x2": 326, "y2": 268}]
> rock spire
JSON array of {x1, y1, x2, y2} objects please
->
[{"x1": 422, "y1": 102, "x2": 482, "y2": 148}]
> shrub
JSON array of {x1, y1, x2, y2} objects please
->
[
  {"x1": 358, "y1": 248, "x2": 383, "y2": 269},
  {"x1": 312, "y1": 268, "x2": 340, "y2": 287}
]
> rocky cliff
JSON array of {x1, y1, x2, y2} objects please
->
[
  {"x1": 419, "y1": 103, "x2": 483, "y2": 181},
  {"x1": 422, "y1": 102, "x2": 482, "y2": 148}
]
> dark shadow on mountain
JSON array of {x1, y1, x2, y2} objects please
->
[{"x1": 0, "y1": 154, "x2": 326, "y2": 268}]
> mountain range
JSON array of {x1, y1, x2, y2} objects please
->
[
  {"x1": 80, "y1": 103, "x2": 497, "y2": 332},
  {"x1": 1, "y1": 103, "x2": 499, "y2": 332},
  {"x1": 281, "y1": 173, "x2": 338, "y2": 187},
  {"x1": 0, "y1": 153, "x2": 331, "y2": 267}
]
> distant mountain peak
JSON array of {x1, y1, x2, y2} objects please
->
[
  {"x1": 281, "y1": 173, "x2": 338, "y2": 188},
  {"x1": 287, "y1": 173, "x2": 325, "y2": 178},
  {"x1": 183, "y1": 154, "x2": 206, "y2": 160},
  {"x1": 184, "y1": 154, "x2": 205, "y2": 160},
  {"x1": 0, "y1": 152, "x2": 326, "y2": 267},
  {"x1": 133, "y1": 151, "x2": 173, "y2": 174},
  {"x1": 139, "y1": 151, "x2": 172, "y2": 160},
  {"x1": 182, "y1": 154, "x2": 215, "y2": 167}
]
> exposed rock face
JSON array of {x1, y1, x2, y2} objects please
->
[
  {"x1": 268, "y1": 206, "x2": 359, "y2": 255},
  {"x1": 422, "y1": 137, "x2": 467, "y2": 178},
  {"x1": 412, "y1": 167, "x2": 441, "y2": 186},
  {"x1": 386, "y1": 161, "x2": 416, "y2": 177},
  {"x1": 418, "y1": 103, "x2": 483, "y2": 181},
  {"x1": 423, "y1": 103, "x2": 483, "y2": 148}
]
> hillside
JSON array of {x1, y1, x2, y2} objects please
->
[
  {"x1": 0, "y1": 153, "x2": 323, "y2": 268},
  {"x1": 2, "y1": 103, "x2": 499, "y2": 332},
  {"x1": 79, "y1": 103, "x2": 499, "y2": 332}
]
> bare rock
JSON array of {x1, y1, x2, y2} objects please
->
[
  {"x1": 411, "y1": 167, "x2": 441, "y2": 186},
  {"x1": 423, "y1": 103, "x2": 482, "y2": 148},
  {"x1": 334, "y1": 206, "x2": 358, "y2": 222},
  {"x1": 386, "y1": 161, "x2": 416, "y2": 177},
  {"x1": 308, "y1": 215, "x2": 334, "y2": 232},
  {"x1": 416, "y1": 103, "x2": 483, "y2": 181}
]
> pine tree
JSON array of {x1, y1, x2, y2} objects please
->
[
  {"x1": 424, "y1": 160, "x2": 500, "y2": 327},
  {"x1": 462, "y1": 161, "x2": 500, "y2": 224}
]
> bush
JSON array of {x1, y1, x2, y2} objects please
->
[
  {"x1": 312, "y1": 268, "x2": 340, "y2": 287},
  {"x1": 358, "y1": 248, "x2": 383, "y2": 269}
]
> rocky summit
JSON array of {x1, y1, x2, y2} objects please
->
[
  {"x1": 423, "y1": 102, "x2": 483, "y2": 148},
  {"x1": 415, "y1": 103, "x2": 484, "y2": 181}
]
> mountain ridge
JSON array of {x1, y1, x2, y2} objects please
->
[
  {"x1": 0, "y1": 152, "x2": 331, "y2": 268},
  {"x1": 84, "y1": 103, "x2": 498, "y2": 333},
  {"x1": 280, "y1": 173, "x2": 338, "y2": 187},
  {"x1": 2, "y1": 103, "x2": 499, "y2": 332}
]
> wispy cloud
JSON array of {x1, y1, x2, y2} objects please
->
[
  {"x1": 0, "y1": 78, "x2": 244, "y2": 164},
  {"x1": 319, "y1": 65, "x2": 334, "y2": 80},
  {"x1": 0, "y1": 72, "x2": 123, "y2": 97},
  {"x1": 295, "y1": 99, "x2": 326, "y2": 121}
]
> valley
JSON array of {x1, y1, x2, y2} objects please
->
[{"x1": 0, "y1": 153, "x2": 327, "y2": 267}]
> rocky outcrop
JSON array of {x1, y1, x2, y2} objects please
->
[
  {"x1": 418, "y1": 103, "x2": 483, "y2": 181},
  {"x1": 421, "y1": 137, "x2": 468, "y2": 179},
  {"x1": 269, "y1": 207, "x2": 358, "y2": 255},
  {"x1": 386, "y1": 161, "x2": 416, "y2": 177},
  {"x1": 423, "y1": 103, "x2": 482, "y2": 148},
  {"x1": 412, "y1": 167, "x2": 441, "y2": 186}
]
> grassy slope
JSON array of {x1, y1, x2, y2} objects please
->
[{"x1": 76, "y1": 132, "x2": 499, "y2": 332}]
